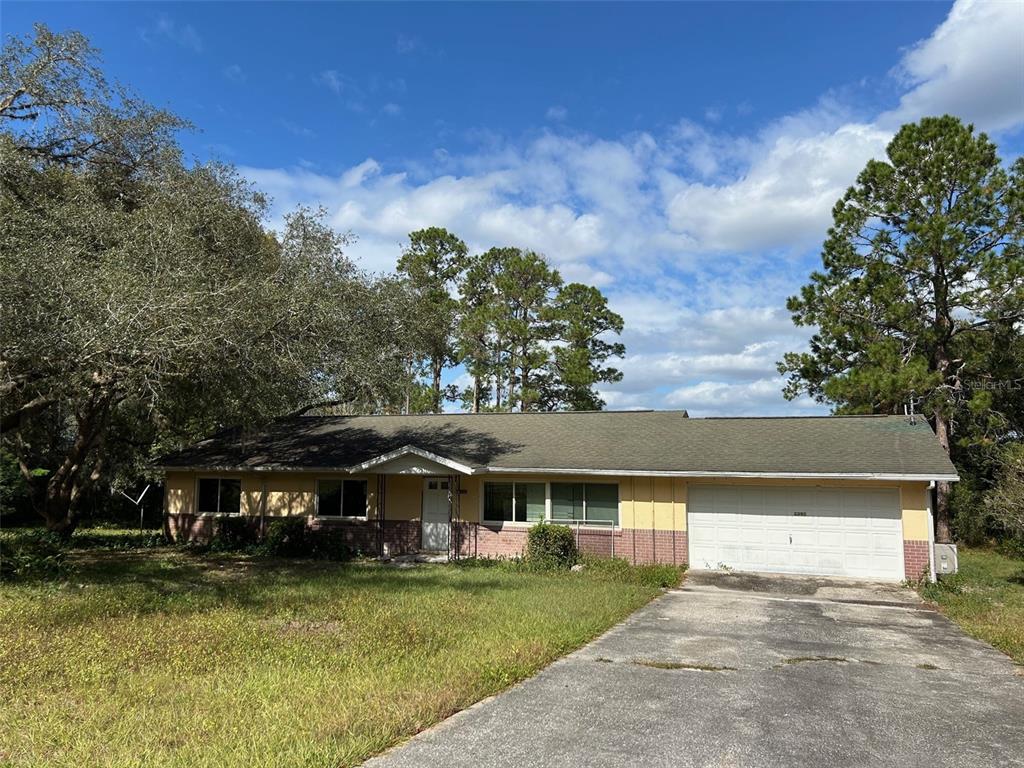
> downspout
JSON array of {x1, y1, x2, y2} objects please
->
[
  {"x1": 631, "y1": 478, "x2": 637, "y2": 565},
  {"x1": 378, "y1": 475, "x2": 387, "y2": 557},
  {"x1": 671, "y1": 479, "x2": 677, "y2": 566},
  {"x1": 927, "y1": 481, "x2": 936, "y2": 582},
  {"x1": 260, "y1": 479, "x2": 267, "y2": 540}
]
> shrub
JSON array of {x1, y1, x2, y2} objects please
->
[
  {"x1": 256, "y1": 518, "x2": 355, "y2": 560},
  {"x1": 70, "y1": 529, "x2": 168, "y2": 550},
  {"x1": 986, "y1": 445, "x2": 1024, "y2": 553},
  {"x1": 0, "y1": 530, "x2": 72, "y2": 582},
  {"x1": 207, "y1": 516, "x2": 259, "y2": 552},
  {"x1": 259, "y1": 517, "x2": 309, "y2": 557},
  {"x1": 308, "y1": 528, "x2": 355, "y2": 561},
  {"x1": 525, "y1": 523, "x2": 578, "y2": 569}
]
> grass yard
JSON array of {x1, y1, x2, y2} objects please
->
[
  {"x1": 920, "y1": 547, "x2": 1024, "y2": 665},
  {"x1": 0, "y1": 531, "x2": 681, "y2": 767}
]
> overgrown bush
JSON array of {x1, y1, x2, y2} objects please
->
[
  {"x1": 951, "y1": 480, "x2": 990, "y2": 547},
  {"x1": 985, "y1": 445, "x2": 1024, "y2": 554},
  {"x1": 207, "y1": 516, "x2": 259, "y2": 552},
  {"x1": 259, "y1": 517, "x2": 309, "y2": 557},
  {"x1": 257, "y1": 518, "x2": 355, "y2": 560},
  {"x1": 305, "y1": 527, "x2": 355, "y2": 560},
  {"x1": 70, "y1": 529, "x2": 168, "y2": 550},
  {"x1": 525, "y1": 523, "x2": 578, "y2": 569},
  {"x1": 0, "y1": 530, "x2": 72, "y2": 582}
]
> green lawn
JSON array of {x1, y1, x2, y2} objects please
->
[
  {"x1": 0, "y1": 532, "x2": 680, "y2": 767},
  {"x1": 920, "y1": 547, "x2": 1024, "y2": 665}
]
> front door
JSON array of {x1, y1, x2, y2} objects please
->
[{"x1": 421, "y1": 478, "x2": 450, "y2": 551}]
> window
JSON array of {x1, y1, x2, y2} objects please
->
[
  {"x1": 484, "y1": 482, "x2": 544, "y2": 523},
  {"x1": 317, "y1": 479, "x2": 368, "y2": 518},
  {"x1": 550, "y1": 483, "x2": 618, "y2": 526},
  {"x1": 197, "y1": 478, "x2": 241, "y2": 515}
]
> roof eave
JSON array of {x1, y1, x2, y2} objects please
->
[
  {"x1": 482, "y1": 467, "x2": 960, "y2": 482},
  {"x1": 155, "y1": 464, "x2": 958, "y2": 483}
]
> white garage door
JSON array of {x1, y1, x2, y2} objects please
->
[{"x1": 688, "y1": 485, "x2": 904, "y2": 580}]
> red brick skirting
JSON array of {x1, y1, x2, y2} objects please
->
[
  {"x1": 453, "y1": 522, "x2": 687, "y2": 565},
  {"x1": 165, "y1": 514, "x2": 689, "y2": 565},
  {"x1": 165, "y1": 513, "x2": 421, "y2": 555},
  {"x1": 903, "y1": 540, "x2": 931, "y2": 581}
]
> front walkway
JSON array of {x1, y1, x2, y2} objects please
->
[{"x1": 364, "y1": 573, "x2": 1024, "y2": 767}]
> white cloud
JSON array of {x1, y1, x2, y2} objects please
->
[
  {"x1": 546, "y1": 105, "x2": 568, "y2": 122},
  {"x1": 884, "y1": 0, "x2": 1024, "y2": 132},
  {"x1": 223, "y1": 64, "x2": 245, "y2": 83},
  {"x1": 396, "y1": 34, "x2": 422, "y2": 55},
  {"x1": 280, "y1": 120, "x2": 315, "y2": 139},
  {"x1": 316, "y1": 69, "x2": 351, "y2": 95},
  {"x1": 665, "y1": 122, "x2": 891, "y2": 252},
  {"x1": 663, "y1": 378, "x2": 819, "y2": 417},
  {"x1": 381, "y1": 103, "x2": 402, "y2": 117},
  {"x1": 244, "y1": 0, "x2": 1022, "y2": 415},
  {"x1": 141, "y1": 14, "x2": 203, "y2": 52}
]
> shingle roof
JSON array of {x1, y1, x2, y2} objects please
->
[{"x1": 157, "y1": 411, "x2": 959, "y2": 480}]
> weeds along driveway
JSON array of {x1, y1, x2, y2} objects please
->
[{"x1": 366, "y1": 573, "x2": 1024, "y2": 768}]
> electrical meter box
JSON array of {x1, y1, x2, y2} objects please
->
[{"x1": 934, "y1": 543, "x2": 958, "y2": 578}]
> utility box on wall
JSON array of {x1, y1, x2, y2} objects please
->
[{"x1": 934, "y1": 543, "x2": 958, "y2": 578}]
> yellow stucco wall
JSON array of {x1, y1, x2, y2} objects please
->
[
  {"x1": 384, "y1": 475, "x2": 423, "y2": 521},
  {"x1": 164, "y1": 471, "x2": 379, "y2": 518},
  {"x1": 900, "y1": 482, "x2": 931, "y2": 541},
  {"x1": 163, "y1": 471, "x2": 932, "y2": 542},
  {"x1": 164, "y1": 471, "x2": 195, "y2": 515}
]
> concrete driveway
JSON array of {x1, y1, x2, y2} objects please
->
[{"x1": 365, "y1": 571, "x2": 1024, "y2": 768}]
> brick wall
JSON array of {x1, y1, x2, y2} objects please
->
[
  {"x1": 383, "y1": 520, "x2": 420, "y2": 555},
  {"x1": 452, "y1": 522, "x2": 688, "y2": 565},
  {"x1": 165, "y1": 513, "x2": 214, "y2": 542},
  {"x1": 309, "y1": 516, "x2": 380, "y2": 553},
  {"x1": 903, "y1": 540, "x2": 931, "y2": 581},
  {"x1": 165, "y1": 513, "x2": 689, "y2": 566}
]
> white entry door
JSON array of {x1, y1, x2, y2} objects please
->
[
  {"x1": 421, "y1": 478, "x2": 450, "y2": 552},
  {"x1": 687, "y1": 485, "x2": 904, "y2": 580}
]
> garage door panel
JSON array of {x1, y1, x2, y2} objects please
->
[
  {"x1": 688, "y1": 485, "x2": 904, "y2": 580},
  {"x1": 817, "y1": 530, "x2": 844, "y2": 548},
  {"x1": 764, "y1": 529, "x2": 790, "y2": 546}
]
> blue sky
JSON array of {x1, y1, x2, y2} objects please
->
[{"x1": 6, "y1": 1, "x2": 1023, "y2": 415}]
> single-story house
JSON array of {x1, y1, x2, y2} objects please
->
[{"x1": 158, "y1": 410, "x2": 958, "y2": 581}]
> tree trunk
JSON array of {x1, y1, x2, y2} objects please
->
[
  {"x1": 26, "y1": 391, "x2": 112, "y2": 538},
  {"x1": 495, "y1": 360, "x2": 503, "y2": 410},
  {"x1": 42, "y1": 480, "x2": 82, "y2": 537},
  {"x1": 519, "y1": 339, "x2": 531, "y2": 412},
  {"x1": 431, "y1": 357, "x2": 443, "y2": 413},
  {"x1": 472, "y1": 375, "x2": 480, "y2": 413},
  {"x1": 933, "y1": 413, "x2": 953, "y2": 543},
  {"x1": 931, "y1": 262, "x2": 954, "y2": 543}
]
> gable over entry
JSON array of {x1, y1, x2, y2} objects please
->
[{"x1": 349, "y1": 445, "x2": 473, "y2": 476}]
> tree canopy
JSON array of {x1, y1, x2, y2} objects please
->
[
  {"x1": 397, "y1": 227, "x2": 468, "y2": 412},
  {"x1": 1, "y1": 26, "x2": 415, "y2": 532},
  {"x1": 0, "y1": 25, "x2": 629, "y2": 532},
  {"x1": 453, "y1": 247, "x2": 625, "y2": 412}
]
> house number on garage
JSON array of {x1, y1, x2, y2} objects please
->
[{"x1": 793, "y1": 511, "x2": 807, "y2": 516}]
